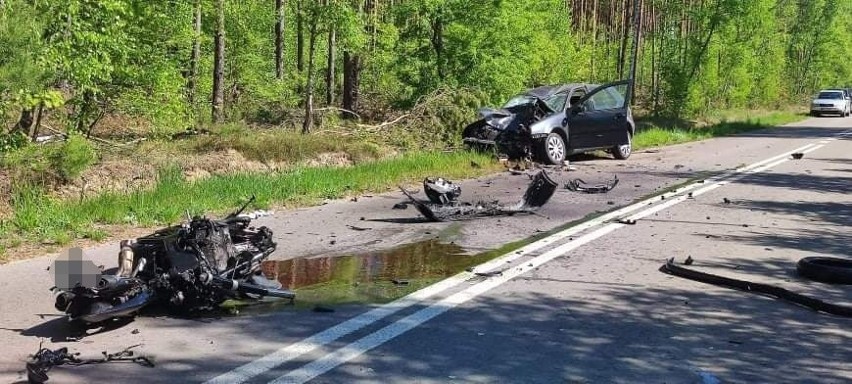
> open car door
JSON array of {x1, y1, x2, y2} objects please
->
[{"x1": 566, "y1": 80, "x2": 632, "y2": 149}]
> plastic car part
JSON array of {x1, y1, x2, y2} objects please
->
[
  {"x1": 565, "y1": 175, "x2": 619, "y2": 193},
  {"x1": 423, "y1": 177, "x2": 462, "y2": 204},
  {"x1": 660, "y1": 258, "x2": 852, "y2": 317},
  {"x1": 399, "y1": 170, "x2": 557, "y2": 222}
]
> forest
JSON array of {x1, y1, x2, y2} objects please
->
[
  {"x1": 1, "y1": 0, "x2": 852, "y2": 255},
  {"x1": 2, "y1": 0, "x2": 851, "y2": 141}
]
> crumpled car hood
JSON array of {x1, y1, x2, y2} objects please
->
[{"x1": 477, "y1": 107, "x2": 515, "y2": 130}]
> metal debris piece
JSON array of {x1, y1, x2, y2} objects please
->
[
  {"x1": 392, "y1": 279, "x2": 410, "y2": 286},
  {"x1": 26, "y1": 344, "x2": 154, "y2": 384},
  {"x1": 423, "y1": 177, "x2": 462, "y2": 204},
  {"x1": 398, "y1": 170, "x2": 557, "y2": 222},
  {"x1": 346, "y1": 225, "x2": 372, "y2": 231},
  {"x1": 791, "y1": 152, "x2": 804, "y2": 160},
  {"x1": 565, "y1": 175, "x2": 619, "y2": 194},
  {"x1": 616, "y1": 218, "x2": 637, "y2": 225},
  {"x1": 392, "y1": 202, "x2": 408, "y2": 210}
]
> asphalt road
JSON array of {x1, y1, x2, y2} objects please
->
[{"x1": 1, "y1": 116, "x2": 850, "y2": 383}]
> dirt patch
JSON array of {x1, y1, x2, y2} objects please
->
[
  {"x1": 0, "y1": 171, "x2": 11, "y2": 218},
  {"x1": 183, "y1": 149, "x2": 278, "y2": 181},
  {"x1": 302, "y1": 152, "x2": 354, "y2": 168},
  {"x1": 55, "y1": 158, "x2": 157, "y2": 200}
]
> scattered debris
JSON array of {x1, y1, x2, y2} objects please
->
[
  {"x1": 423, "y1": 177, "x2": 462, "y2": 204},
  {"x1": 50, "y1": 196, "x2": 295, "y2": 325},
  {"x1": 237, "y1": 209, "x2": 274, "y2": 220},
  {"x1": 660, "y1": 258, "x2": 852, "y2": 317},
  {"x1": 684, "y1": 256, "x2": 694, "y2": 265},
  {"x1": 565, "y1": 175, "x2": 619, "y2": 194},
  {"x1": 723, "y1": 197, "x2": 731, "y2": 204},
  {"x1": 131, "y1": 329, "x2": 140, "y2": 335},
  {"x1": 616, "y1": 218, "x2": 637, "y2": 225},
  {"x1": 346, "y1": 225, "x2": 372, "y2": 231},
  {"x1": 398, "y1": 170, "x2": 557, "y2": 222},
  {"x1": 470, "y1": 161, "x2": 481, "y2": 168},
  {"x1": 474, "y1": 270, "x2": 504, "y2": 277},
  {"x1": 791, "y1": 152, "x2": 804, "y2": 160},
  {"x1": 391, "y1": 279, "x2": 410, "y2": 286},
  {"x1": 797, "y1": 257, "x2": 852, "y2": 284},
  {"x1": 607, "y1": 201, "x2": 615, "y2": 205},
  {"x1": 312, "y1": 306, "x2": 335, "y2": 313},
  {"x1": 26, "y1": 343, "x2": 154, "y2": 383},
  {"x1": 392, "y1": 202, "x2": 408, "y2": 210}
]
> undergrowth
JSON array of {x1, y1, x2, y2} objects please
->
[
  {"x1": 633, "y1": 111, "x2": 804, "y2": 149},
  {"x1": 0, "y1": 151, "x2": 500, "y2": 254}
]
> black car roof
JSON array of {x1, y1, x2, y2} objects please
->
[{"x1": 524, "y1": 83, "x2": 591, "y2": 98}]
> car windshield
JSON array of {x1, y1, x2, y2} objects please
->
[
  {"x1": 503, "y1": 95, "x2": 537, "y2": 108},
  {"x1": 818, "y1": 91, "x2": 843, "y2": 99},
  {"x1": 543, "y1": 93, "x2": 568, "y2": 112}
]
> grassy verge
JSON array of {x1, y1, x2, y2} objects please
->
[
  {"x1": 633, "y1": 110, "x2": 805, "y2": 149},
  {"x1": 0, "y1": 151, "x2": 500, "y2": 260}
]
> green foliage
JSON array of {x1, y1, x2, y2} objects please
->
[
  {"x1": 1, "y1": 133, "x2": 96, "y2": 186},
  {"x1": 0, "y1": 130, "x2": 28, "y2": 153},
  {"x1": 2, "y1": 150, "x2": 500, "y2": 246}
]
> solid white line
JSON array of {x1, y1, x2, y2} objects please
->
[
  {"x1": 270, "y1": 223, "x2": 624, "y2": 384},
  {"x1": 266, "y1": 136, "x2": 842, "y2": 384},
  {"x1": 204, "y1": 141, "x2": 822, "y2": 384},
  {"x1": 204, "y1": 165, "x2": 722, "y2": 384}
]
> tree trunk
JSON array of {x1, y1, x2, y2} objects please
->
[
  {"x1": 326, "y1": 24, "x2": 336, "y2": 105},
  {"x1": 14, "y1": 108, "x2": 33, "y2": 137},
  {"x1": 296, "y1": 0, "x2": 304, "y2": 72},
  {"x1": 302, "y1": 10, "x2": 319, "y2": 134},
  {"x1": 212, "y1": 0, "x2": 225, "y2": 123},
  {"x1": 188, "y1": 0, "x2": 201, "y2": 104},
  {"x1": 31, "y1": 104, "x2": 44, "y2": 141},
  {"x1": 275, "y1": 0, "x2": 285, "y2": 79},
  {"x1": 342, "y1": 51, "x2": 360, "y2": 119},
  {"x1": 430, "y1": 12, "x2": 445, "y2": 80}
]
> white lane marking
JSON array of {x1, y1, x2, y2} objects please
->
[
  {"x1": 270, "y1": 223, "x2": 623, "y2": 384},
  {"x1": 266, "y1": 136, "x2": 843, "y2": 384},
  {"x1": 205, "y1": 166, "x2": 725, "y2": 384},
  {"x1": 205, "y1": 141, "x2": 821, "y2": 384}
]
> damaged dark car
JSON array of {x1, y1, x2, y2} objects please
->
[{"x1": 462, "y1": 80, "x2": 635, "y2": 164}]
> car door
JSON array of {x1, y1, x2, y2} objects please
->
[{"x1": 566, "y1": 80, "x2": 631, "y2": 149}]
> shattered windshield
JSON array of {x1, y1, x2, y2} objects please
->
[
  {"x1": 818, "y1": 91, "x2": 843, "y2": 99},
  {"x1": 503, "y1": 95, "x2": 537, "y2": 108}
]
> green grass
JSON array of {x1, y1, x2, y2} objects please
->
[
  {"x1": 633, "y1": 110, "x2": 805, "y2": 149},
  {"x1": 0, "y1": 151, "x2": 501, "y2": 251}
]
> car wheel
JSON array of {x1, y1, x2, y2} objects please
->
[
  {"x1": 540, "y1": 132, "x2": 566, "y2": 165},
  {"x1": 612, "y1": 130, "x2": 632, "y2": 160}
]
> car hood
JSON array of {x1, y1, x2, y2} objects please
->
[{"x1": 813, "y1": 98, "x2": 846, "y2": 104}]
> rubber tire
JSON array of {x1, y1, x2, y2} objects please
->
[
  {"x1": 540, "y1": 132, "x2": 566, "y2": 165},
  {"x1": 797, "y1": 257, "x2": 852, "y2": 284},
  {"x1": 612, "y1": 130, "x2": 632, "y2": 160}
]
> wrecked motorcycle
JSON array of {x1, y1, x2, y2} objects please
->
[
  {"x1": 400, "y1": 170, "x2": 558, "y2": 222},
  {"x1": 52, "y1": 197, "x2": 295, "y2": 325}
]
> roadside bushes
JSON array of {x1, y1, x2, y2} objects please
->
[{"x1": 1, "y1": 133, "x2": 97, "y2": 188}]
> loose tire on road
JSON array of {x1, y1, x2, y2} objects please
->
[
  {"x1": 540, "y1": 132, "x2": 566, "y2": 165},
  {"x1": 612, "y1": 130, "x2": 632, "y2": 160},
  {"x1": 797, "y1": 257, "x2": 852, "y2": 284}
]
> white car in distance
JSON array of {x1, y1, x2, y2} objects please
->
[{"x1": 810, "y1": 89, "x2": 851, "y2": 117}]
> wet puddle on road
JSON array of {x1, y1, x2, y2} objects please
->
[{"x1": 222, "y1": 239, "x2": 504, "y2": 315}]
